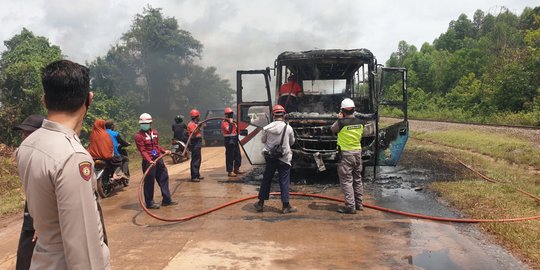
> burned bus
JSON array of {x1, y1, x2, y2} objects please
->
[{"x1": 236, "y1": 49, "x2": 408, "y2": 172}]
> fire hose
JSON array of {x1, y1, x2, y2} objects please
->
[{"x1": 138, "y1": 117, "x2": 540, "y2": 223}]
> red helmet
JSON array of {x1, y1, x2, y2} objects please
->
[
  {"x1": 272, "y1": 105, "x2": 286, "y2": 115},
  {"x1": 190, "y1": 109, "x2": 200, "y2": 118},
  {"x1": 224, "y1": 107, "x2": 233, "y2": 114}
]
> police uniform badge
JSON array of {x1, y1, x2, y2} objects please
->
[{"x1": 79, "y1": 161, "x2": 93, "y2": 181}]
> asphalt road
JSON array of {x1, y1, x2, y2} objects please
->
[{"x1": 0, "y1": 146, "x2": 532, "y2": 269}]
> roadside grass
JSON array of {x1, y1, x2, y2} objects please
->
[
  {"x1": 0, "y1": 155, "x2": 24, "y2": 216},
  {"x1": 412, "y1": 129, "x2": 540, "y2": 168},
  {"x1": 411, "y1": 138, "x2": 540, "y2": 268}
]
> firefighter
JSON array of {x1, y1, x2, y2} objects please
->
[
  {"x1": 221, "y1": 107, "x2": 244, "y2": 177},
  {"x1": 134, "y1": 113, "x2": 177, "y2": 209},
  {"x1": 278, "y1": 74, "x2": 303, "y2": 113},
  {"x1": 330, "y1": 98, "x2": 364, "y2": 214},
  {"x1": 187, "y1": 109, "x2": 204, "y2": 181}
]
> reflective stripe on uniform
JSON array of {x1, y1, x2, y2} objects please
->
[{"x1": 337, "y1": 118, "x2": 363, "y2": 151}]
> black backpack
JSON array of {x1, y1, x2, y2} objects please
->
[{"x1": 263, "y1": 122, "x2": 288, "y2": 160}]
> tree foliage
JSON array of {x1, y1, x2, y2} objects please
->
[
  {"x1": 90, "y1": 6, "x2": 233, "y2": 121},
  {"x1": 386, "y1": 6, "x2": 540, "y2": 125},
  {"x1": 0, "y1": 7, "x2": 234, "y2": 147},
  {"x1": 0, "y1": 28, "x2": 62, "y2": 145}
]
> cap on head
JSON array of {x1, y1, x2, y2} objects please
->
[
  {"x1": 190, "y1": 109, "x2": 200, "y2": 118},
  {"x1": 272, "y1": 104, "x2": 286, "y2": 115},
  {"x1": 224, "y1": 107, "x2": 233, "y2": 114},
  {"x1": 340, "y1": 98, "x2": 355, "y2": 110},
  {"x1": 13, "y1": 115, "x2": 45, "y2": 132},
  {"x1": 139, "y1": 113, "x2": 152, "y2": 124}
]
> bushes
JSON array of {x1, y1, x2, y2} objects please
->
[{"x1": 0, "y1": 144, "x2": 24, "y2": 215}]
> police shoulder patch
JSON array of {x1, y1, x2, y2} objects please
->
[{"x1": 79, "y1": 161, "x2": 93, "y2": 181}]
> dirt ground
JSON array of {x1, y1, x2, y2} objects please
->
[{"x1": 0, "y1": 145, "x2": 533, "y2": 270}]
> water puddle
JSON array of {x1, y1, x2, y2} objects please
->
[{"x1": 404, "y1": 249, "x2": 460, "y2": 270}]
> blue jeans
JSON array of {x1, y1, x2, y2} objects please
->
[
  {"x1": 258, "y1": 158, "x2": 291, "y2": 204},
  {"x1": 142, "y1": 159, "x2": 172, "y2": 206}
]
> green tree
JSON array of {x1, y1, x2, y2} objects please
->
[
  {"x1": 90, "y1": 6, "x2": 234, "y2": 121},
  {"x1": 445, "y1": 73, "x2": 483, "y2": 111},
  {"x1": 121, "y1": 5, "x2": 203, "y2": 117},
  {"x1": 0, "y1": 28, "x2": 62, "y2": 146},
  {"x1": 386, "y1": 6, "x2": 540, "y2": 124},
  {"x1": 180, "y1": 66, "x2": 234, "y2": 112},
  {"x1": 493, "y1": 62, "x2": 537, "y2": 112},
  {"x1": 80, "y1": 91, "x2": 137, "y2": 145}
]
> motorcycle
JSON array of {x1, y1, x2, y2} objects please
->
[
  {"x1": 171, "y1": 139, "x2": 191, "y2": 164},
  {"x1": 94, "y1": 156, "x2": 129, "y2": 198}
]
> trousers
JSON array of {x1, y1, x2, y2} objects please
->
[
  {"x1": 258, "y1": 158, "x2": 291, "y2": 204},
  {"x1": 224, "y1": 137, "x2": 242, "y2": 172},
  {"x1": 189, "y1": 138, "x2": 202, "y2": 179},
  {"x1": 142, "y1": 159, "x2": 172, "y2": 206},
  {"x1": 337, "y1": 150, "x2": 363, "y2": 209},
  {"x1": 16, "y1": 203, "x2": 35, "y2": 270}
]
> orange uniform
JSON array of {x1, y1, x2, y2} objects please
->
[
  {"x1": 221, "y1": 120, "x2": 238, "y2": 137},
  {"x1": 279, "y1": 81, "x2": 302, "y2": 97},
  {"x1": 187, "y1": 121, "x2": 202, "y2": 138}
]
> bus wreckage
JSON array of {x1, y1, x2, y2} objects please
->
[{"x1": 236, "y1": 49, "x2": 408, "y2": 173}]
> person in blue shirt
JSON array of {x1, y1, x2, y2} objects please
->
[{"x1": 105, "y1": 120, "x2": 130, "y2": 180}]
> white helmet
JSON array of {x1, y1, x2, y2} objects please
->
[
  {"x1": 139, "y1": 113, "x2": 152, "y2": 124},
  {"x1": 341, "y1": 98, "x2": 355, "y2": 109}
]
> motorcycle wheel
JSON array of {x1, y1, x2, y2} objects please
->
[
  {"x1": 122, "y1": 177, "x2": 130, "y2": 187},
  {"x1": 171, "y1": 153, "x2": 181, "y2": 164},
  {"x1": 97, "y1": 174, "x2": 113, "y2": 198}
]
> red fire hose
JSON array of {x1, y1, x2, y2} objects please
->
[{"x1": 137, "y1": 118, "x2": 540, "y2": 223}]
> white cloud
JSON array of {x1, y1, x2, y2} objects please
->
[{"x1": 0, "y1": 0, "x2": 537, "y2": 83}]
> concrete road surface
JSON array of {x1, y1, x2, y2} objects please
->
[{"x1": 0, "y1": 147, "x2": 531, "y2": 269}]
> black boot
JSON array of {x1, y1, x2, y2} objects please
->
[{"x1": 254, "y1": 200, "x2": 264, "y2": 212}]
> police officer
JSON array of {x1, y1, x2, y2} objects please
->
[
  {"x1": 13, "y1": 114, "x2": 44, "y2": 270},
  {"x1": 15, "y1": 60, "x2": 110, "y2": 269},
  {"x1": 187, "y1": 109, "x2": 204, "y2": 181},
  {"x1": 330, "y1": 98, "x2": 364, "y2": 214},
  {"x1": 221, "y1": 107, "x2": 244, "y2": 177},
  {"x1": 134, "y1": 113, "x2": 178, "y2": 209}
]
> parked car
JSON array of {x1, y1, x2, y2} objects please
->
[{"x1": 203, "y1": 109, "x2": 225, "y2": 146}]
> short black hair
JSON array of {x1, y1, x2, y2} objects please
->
[
  {"x1": 42, "y1": 60, "x2": 90, "y2": 112},
  {"x1": 105, "y1": 119, "x2": 114, "y2": 129}
]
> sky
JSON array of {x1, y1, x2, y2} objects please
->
[{"x1": 0, "y1": 0, "x2": 538, "y2": 85}]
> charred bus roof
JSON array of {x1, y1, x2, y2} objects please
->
[{"x1": 276, "y1": 49, "x2": 376, "y2": 80}]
